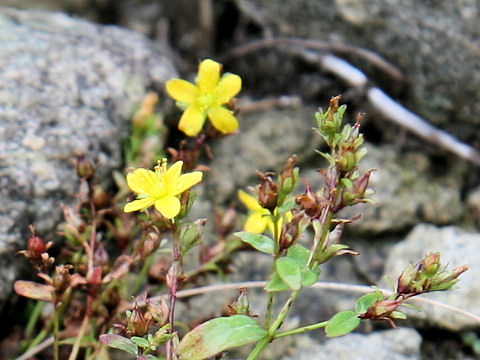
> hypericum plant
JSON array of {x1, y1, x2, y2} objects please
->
[{"x1": 13, "y1": 60, "x2": 469, "y2": 360}]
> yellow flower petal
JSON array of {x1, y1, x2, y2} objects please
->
[
  {"x1": 164, "y1": 161, "x2": 183, "y2": 187},
  {"x1": 155, "y1": 196, "x2": 181, "y2": 219},
  {"x1": 178, "y1": 105, "x2": 206, "y2": 137},
  {"x1": 216, "y1": 73, "x2": 241, "y2": 104},
  {"x1": 207, "y1": 106, "x2": 239, "y2": 134},
  {"x1": 166, "y1": 79, "x2": 199, "y2": 103},
  {"x1": 126, "y1": 168, "x2": 163, "y2": 196},
  {"x1": 172, "y1": 172, "x2": 203, "y2": 196},
  {"x1": 124, "y1": 197, "x2": 156, "y2": 212},
  {"x1": 197, "y1": 59, "x2": 220, "y2": 93},
  {"x1": 238, "y1": 190, "x2": 263, "y2": 211},
  {"x1": 244, "y1": 212, "x2": 269, "y2": 234}
]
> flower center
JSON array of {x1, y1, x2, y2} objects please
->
[{"x1": 197, "y1": 93, "x2": 215, "y2": 110}]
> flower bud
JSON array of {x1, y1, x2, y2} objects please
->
[
  {"x1": 397, "y1": 263, "x2": 421, "y2": 295},
  {"x1": 257, "y1": 172, "x2": 278, "y2": 212},
  {"x1": 353, "y1": 170, "x2": 374, "y2": 198},
  {"x1": 423, "y1": 252, "x2": 440, "y2": 277},
  {"x1": 280, "y1": 155, "x2": 298, "y2": 194},
  {"x1": 227, "y1": 288, "x2": 250, "y2": 316},
  {"x1": 53, "y1": 265, "x2": 73, "y2": 295},
  {"x1": 279, "y1": 211, "x2": 309, "y2": 251},
  {"x1": 27, "y1": 225, "x2": 47, "y2": 255},
  {"x1": 296, "y1": 184, "x2": 324, "y2": 218},
  {"x1": 127, "y1": 304, "x2": 150, "y2": 337},
  {"x1": 361, "y1": 299, "x2": 402, "y2": 319},
  {"x1": 338, "y1": 149, "x2": 357, "y2": 172},
  {"x1": 75, "y1": 154, "x2": 95, "y2": 180},
  {"x1": 147, "y1": 297, "x2": 169, "y2": 325},
  {"x1": 141, "y1": 231, "x2": 161, "y2": 258}
]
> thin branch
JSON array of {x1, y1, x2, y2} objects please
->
[
  {"x1": 222, "y1": 37, "x2": 404, "y2": 81},
  {"x1": 15, "y1": 337, "x2": 54, "y2": 360}
]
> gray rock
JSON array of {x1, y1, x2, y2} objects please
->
[
  {"x1": 288, "y1": 328, "x2": 422, "y2": 360},
  {"x1": 383, "y1": 224, "x2": 480, "y2": 331},
  {"x1": 0, "y1": 8, "x2": 175, "y2": 306},
  {"x1": 339, "y1": 145, "x2": 463, "y2": 234},
  {"x1": 235, "y1": 0, "x2": 480, "y2": 139}
]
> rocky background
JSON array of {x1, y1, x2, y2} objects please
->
[{"x1": 1, "y1": 1, "x2": 480, "y2": 359}]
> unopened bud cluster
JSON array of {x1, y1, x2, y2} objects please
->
[
  {"x1": 297, "y1": 96, "x2": 374, "y2": 221},
  {"x1": 359, "y1": 253, "x2": 468, "y2": 327},
  {"x1": 397, "y1": 252, "x2": 468, "y2": 296}
]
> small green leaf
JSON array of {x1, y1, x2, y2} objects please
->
[
  {"x1": 340, "y1": 178, "x2": 354, "y2": 189},
  {"x1": 131, "y1": 336, "x2": 150, "y2": 349},
  {"x1": 178, "y1": 222, "x2": 201, "y2": 255},
  {"x1": 391, "y1": 311, "x2": 407, "y2": 320},
  {"x1": 287, "y1": 244, "x2": 311, "y2": 268},
  {"x1": 301, "y1": 268, "x2": 321, "y2": 287},
  {"x1": 355, "y1": 291, "x2": 384, "y2": 315},
  {"x1": 277, "y1": 199, "x2": 295, "y2": 215},
  {"x1": 325, "y1": 311, "x2": 361, "y2": 338},
  {"x1": 275, "y1": 257, "x2": 301, "y2": 290},
  {"x1": 265, "y1": 272, "x2": 291, "y2": 292},
  {"x1": 99, "y1": 334, "x2": 138, "y2": 356},
  {"x1": 234, "y1": 231, "x2": 274, "y2": 255},
  {"x1": 176, "y1": 315, "x2": 268, "y2": 360}
]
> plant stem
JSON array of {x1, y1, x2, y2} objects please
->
[
  {"x1": 25, "y1": 301, "x2": 44, "y2": 339},
  {"x1": 68, "y1": 312, "x2": 89, "y2": 360},
  {"x1": 273, "y1": 320, "x2": 328, "y2": 339},
  {"x1": 265, "y1": 213, "x2": 281, "y2": 328},
  {"x1": 264, "y1": 293, "x2": 274, "y2": 329},
  {"x1": 248, "y1": 205, "x2": 335, "y2": 360},
  {"x1": 166, "y1": 227, "x2": 180, "y2": 360},
  {"x1": 52, "y1": 308, "x2": 60, "y2": 360},
  {"x1": 247, "y1": 290, "x2": 301, "y2": 360}
]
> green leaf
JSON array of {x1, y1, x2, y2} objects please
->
[
  {"x1": 178, "y1": 222, "x2": 201, "y2": 256},
  {"x1": 131, "y1": 336, "x2": 150, "y2": 349},
  {"x1": 265, "y1": 272, "x2": 291, "y2": 292},
  {"x1": 301, "y1": 268, "x2": 321, "y2": 287},
  {"x1": 355, "y1": 291, "x2": 384, "y2": 315},
  {"x1": 277, "y1": 199, "x2": 295, "y2": 215},
  {"x1": 99, "y1": 334, "x2": 138, "y2": 356},
  {"x1": 176, "y1": 315, "x2": 268, "y2": 360},
  {"x1": 340, "y1": 178, "x2": 354, "y2": 189},
  {"x1": 275, "y1": 257, "x2": 302, "y2": 290},
  {"x1": 287, "y1": 244, "x2": 311, "y2": 268},
  {"x1": 391, "y1": 311, "x2": 407, "y2": 320},
  {"x1": 325, "y1": 311, "x2": 361, "y2": 338},
  {"x1": 234, "y1": 231, "x2": 274, "y2": 255}
]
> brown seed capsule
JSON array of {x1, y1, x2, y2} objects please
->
[
  {"x1": 27, "y1": 225, "x2": 47, "y2": 255},
  {"x1": 257, "y1": 172, "x2": 278, "y2": 212},
  {"x1": 75, "y1": 154, "x2": 96, "y2": 180}
]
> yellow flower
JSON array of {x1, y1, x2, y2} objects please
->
[
  {"x1": 124, "y1": 159, "x2": 203, "y2": 219},
  {"x1": 166, "y1": 59, "x2": 242, "y2": 137},
  {"x1": 238, "y1": 189, "x2": 272, "y2": 234},
  {"x1": 238, "y1": 190, "x2": 294, "y2": 237}
]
